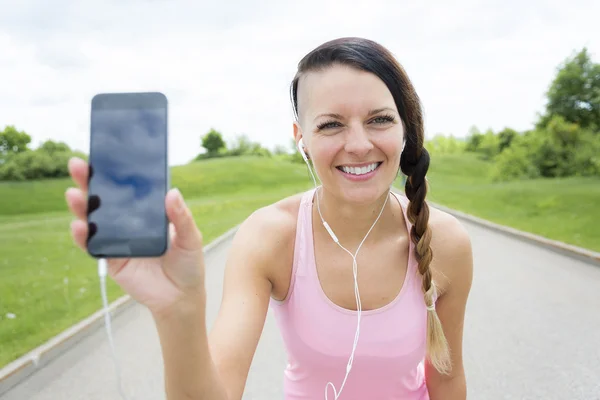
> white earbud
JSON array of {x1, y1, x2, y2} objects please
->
[{"x1": 297, "y1": 138, "x2": 310, "y2": 163}]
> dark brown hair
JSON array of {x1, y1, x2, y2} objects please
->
[{"x1": 290, "y1": 37, "x2": 451, "y2": 374}]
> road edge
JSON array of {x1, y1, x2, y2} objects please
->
[{"x1": 0, "y1": 224, "x2": 240, "y2": 396}]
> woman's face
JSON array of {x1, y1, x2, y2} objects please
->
[{"x1": 294, "y1": 64, "x2": 405, "y2": 204}]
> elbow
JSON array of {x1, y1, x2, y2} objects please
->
[{"x1": 427, "y1": 370, "x2": 467, "y2": 400}]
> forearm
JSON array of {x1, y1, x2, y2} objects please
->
[{"x1": 153, "y1": 292, "x2": 229, "y2": 400}]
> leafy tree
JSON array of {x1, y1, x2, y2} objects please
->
[
  {"x1": 228, "y1": 134, "x2": 271, "y2": 157},
  {"x1": 497, "y1": 128, "x2": 518, "y2": 152},
  {"x1": 201, "y1": 128, "x2": 226, "y2": 155},
  {"x1": 0, "y1": 125, "x2": 31, "y2": 161},
  {"x1": 465, "y1": 126, "x2": 484, "y2": 152},
  {"x1": 491, "y1": 115, "x2": 600, "y2": 181},
  {"x1": 38, "y1": 140, "x2": 71, "y2": 155},
  {"x1": 537, "y1": 48, "x2": 600, "y2": 131},
  {"x1": 476, "y1": 129, "x2": 500, "y2": 161},
  {"x1": 425, "y1": 134, "x2": 466, "y2": 155}
]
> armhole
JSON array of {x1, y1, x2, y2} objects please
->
[{"x1": 270, "y1": 190, "x2": 311, "y2": 307}]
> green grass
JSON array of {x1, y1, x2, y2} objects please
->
[
  {"x1": 422, "y1": 153, "x2": 600, "y2": 252},
  {"x1": 0, "y1": 156, "x2": 313, "y2": 369},
  {"x1": 1, "y1": 153, "x2": 599, "y2": 369}
]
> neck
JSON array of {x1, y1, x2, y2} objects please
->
[{"x1": 313, "y1": 186, "x2": 394, "y2": 249}]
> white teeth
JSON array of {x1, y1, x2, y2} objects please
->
[{"x1": 341, "y1": 163, "x2": 379, "y2": 175}]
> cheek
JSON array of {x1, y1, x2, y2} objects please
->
[
  {"x1": 376, "y1": 134, "x2": 404, "y2": 161},
  {"x1": 310, "y1": 137, "x2": 342, "y2": 166}
]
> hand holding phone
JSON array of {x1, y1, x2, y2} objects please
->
[{"x1": 65, "y1": 93, "x2": 207, "y2": 316}]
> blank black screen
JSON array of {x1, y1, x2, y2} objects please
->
[{"x1": 87, "y1": 106, "x2": 168, "y2": 257}]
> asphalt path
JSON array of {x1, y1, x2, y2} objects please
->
[{"x1": 2, "y1": 218, "x2": 600, "y2": 399}]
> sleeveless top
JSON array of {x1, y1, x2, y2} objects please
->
[{"x1": 269, "y1": 188, "x2": 431, "y2": 400}]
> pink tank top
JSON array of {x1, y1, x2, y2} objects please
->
[{"x1": 269, "y1": 188, "x2": 430, "y2": 400}]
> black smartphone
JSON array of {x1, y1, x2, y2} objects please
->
[{"x1": 87, "y1": 92, "x2": 169, "y2": 258}]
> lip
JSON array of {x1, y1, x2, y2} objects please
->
[
  {"x1": 336, "y1": 162, "x2": 382, "y2": 182},
  {"x1": 336, "y1": 161, "x2": 382, "y2": 168}
]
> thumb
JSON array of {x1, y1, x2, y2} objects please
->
[{"x1": 166, "y1": 188, "x2": 203, "y2": 251}]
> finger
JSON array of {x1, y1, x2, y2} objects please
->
[
  {"x1": 65, "y1": 187, "x2": 87, "y2": 220},
  {"x1": 68, "y1": 157, "x2": 89, "y2": 192},
  {"x1": 165, "y1": 188, "x2": 203, "y2": 251},
  {"x1": 70, "y1": 219, "x2": 88, "y2": 251},
  {"x1": 71, "y1": 219, "x2": 128, "y2": 277}
]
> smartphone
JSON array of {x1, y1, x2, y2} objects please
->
[{"x1": 87, "y1": 92, "x2": 169, "y2": 258}]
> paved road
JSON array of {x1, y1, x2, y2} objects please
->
[{"x1": 2, "y1": 219, "x2": 600, "y2": 399}]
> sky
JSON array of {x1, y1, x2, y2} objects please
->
[{"x1": 1, "y1": 0, "x2": 599, "y2": 166}]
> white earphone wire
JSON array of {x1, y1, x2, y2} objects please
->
[{"x1": 297, "y1": 139, "x2": 390, "y2": 400}]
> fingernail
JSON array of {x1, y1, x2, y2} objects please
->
[{"x1": 173, "y1": 188, "x2": 184, "y2": 213}]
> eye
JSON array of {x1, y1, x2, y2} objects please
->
[
  {"x1": 317, "y1": 120, "x2": 342, "y2": 130},
  {"x1": 371, "y1": 114, "x2": 396, "y2": 125}
]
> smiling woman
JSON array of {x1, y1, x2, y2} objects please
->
[{"x1": 63, "y1": 36, "x2": 474, "y2": 400}]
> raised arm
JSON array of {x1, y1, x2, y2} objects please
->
[{"x1": 153, "y1": 205, "x2": 295, "y2": 400}]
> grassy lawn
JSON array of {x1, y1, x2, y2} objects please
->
[
  {"x1": 423, "y1": 153, "x2": 600, "y2": 252},
  {"x1": 1, "y1": 153, "x2": 598, "y2": 369},
  {"x1": 0, "y1": 156, "x2": 314, "y2": 369}
]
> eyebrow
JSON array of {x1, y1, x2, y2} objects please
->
[{"x1": 313, "y1": 107, "x2": 396, "y2": 122}]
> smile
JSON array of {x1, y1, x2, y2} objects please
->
[{"x1": 336, "y1": 162, "x2": 382, "y2": 176}]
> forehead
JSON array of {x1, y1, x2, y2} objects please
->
[{"x1": 296, "y1": 64, "x2": 397, "y2": 121}]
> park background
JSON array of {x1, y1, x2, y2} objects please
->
[{"x1": 0, "y1": 0, "x2": 599, "y2": 378}]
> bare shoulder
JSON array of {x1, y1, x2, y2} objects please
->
[
  {"x1": 229, "y1": 192, "x2": 303, "y2": 281},
  {"x1": 427, "y1": 204, "x2": 474, "y2": 295}
]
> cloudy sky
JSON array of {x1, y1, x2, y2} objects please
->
[{"x1": 1, "y1": 0, "x2": 599, "y2": 165}]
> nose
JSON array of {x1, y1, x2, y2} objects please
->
[{"x1": 344, "y1": 125, "x2": 374, "y2": 158}]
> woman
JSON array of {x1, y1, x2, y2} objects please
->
[{"x1": 65, "y1": 37, "x2": 473, "y2": 400}]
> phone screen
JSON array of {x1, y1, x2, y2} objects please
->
[{"x1": 87, "y1": 93, "x2": 169, "y2": 258}]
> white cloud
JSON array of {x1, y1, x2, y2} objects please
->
[{"x1": 0, "y1": 0, "x2": 599, "y2": 165}]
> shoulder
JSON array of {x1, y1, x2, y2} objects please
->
[
  {"x1": 427, "y1": 204, "x2": 474, "y2": 296},
  {"x1": 228, "y1": 191, "x2": 305, "y2": 278}
]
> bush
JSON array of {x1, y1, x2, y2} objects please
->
[
  {"x1": 0, "y1": 149, "x2": 82, "y2": 181},
  {"x1": 491, "y1": 136, "x2": 541, "y2": 181},
  {"x1": 465, "y1": 126, "x2": 483, "y2": 152},
  {"x1": 490, "y1": 115, "x2": 600, "y2": 181},
  {"x1": 425, "y1": 134, "x2": 466, "y2": 155},
  {"x1": 477, "y1": 130, "x2": 501, "y2": 161}
]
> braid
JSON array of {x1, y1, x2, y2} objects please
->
[{"x1": 401, "y1": 146, "x2": 451, "y2": 375}]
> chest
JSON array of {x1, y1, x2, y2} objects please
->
[{"x1": 313, "y1": 232, "x2": 411, "y2": 312}]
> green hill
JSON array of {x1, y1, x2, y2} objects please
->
[{"x1": 423, "y1": 153, "x2": 600, "y2": 253}]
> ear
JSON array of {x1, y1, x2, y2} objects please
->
[
  {"x1": 293, "y1": 120, "x2": 302, "y2": 147},
  {"x1": 293, "y1": 121, "x2": 310, "y2": 162}
]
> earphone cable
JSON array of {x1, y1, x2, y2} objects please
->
[
  {"x1": 98, "y1": 258, "x2": 132, "y2": 400},
  {"x1": 297, "y1": 144, "x2": 390, "y2": 399}
]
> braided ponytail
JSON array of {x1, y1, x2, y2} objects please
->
[{"x1": 401, "y1": 146, "x2": 451, "y2": 374}]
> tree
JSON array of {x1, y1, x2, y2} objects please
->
[
  {"x1": 497, "y1": 128, "x2": 518, "y2": 152},
  {"x1": 477, "y1": 129, "x2": 500, "y2": 161},
  {"x1": 465, "y1": 126, "x2": 483, "y2": 152},
  {"x1": 0, "y1": 125, "x2": 31, "y2": 162},
  {"x1": 228, "y1": 134, "x2": 271, "y2": 157},
  {"x1": 38, "y1": 140, "x2": 71, "y2": 155},
  {"x1": 201, "y1": 129, "x2": 226, "y2": 155},
  {"x1": 537, "y1": 48, "x2": 600, "y2": 131}
]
